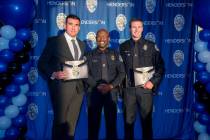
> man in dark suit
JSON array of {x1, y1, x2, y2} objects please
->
[
  {"x1": 120, "y1": 18, "x2": 164, "y2": 140},
  {"x1": 38, "y1": 14, "x2": 85, "y2": 140},
  {"x1": 85, "y1": 29, "x2": 125, "y2": 140}
]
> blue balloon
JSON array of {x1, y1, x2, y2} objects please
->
[
  {"x1": 0, "y1": 0, "x2": 36, "y2": 29},
  {"x1": 0, "y1": 96, "x2": 9, "y2": 108},
  {"x1": 206, "y1": 62, "x2": 210, "y2": 73},
  {"x1": 0, "y1": 37, "x2": 9, "y2": 51},
  {"x1": 193, "y1": 102, "x2": 206, "y2": 113},
  {"x1": 194, "y1": 121, "x2": 207, "y2": 133},
  {"x1": 0, "y1": 61, "x2": 7, "y2": 73},
  {"x1": 5, "y1": 127, "x2": 20, "y2": 140},
  {"x1": 0, "y1": 116, "x2": 11, "y2": 130},
  {"x1": 193, "y1": 62, "x2": 206, "y2": 72},
  {"x1": 207, "y1": 125, "x2": 210, "y2": 134},
  {"x1": 198, "y1": 113, "x2": 210, "y2": 125},
  {"x1": 193, "y1": 0, "x2": 210, "y2": 29},
  {"x1": 200, "y1": 29, "x2": 210, "y2": 42},
  {"x1": 12, "y1": 94, "x2": 27, "y2": 107},
  {"x1": 16, "y1": 28, "x2": 31, "y2": 41},
  {"x1": 198, "y1": 50, "x2": 210, "y2": 63},
  {"x1": 12, "y1": 115, "x2": 26, "y2": 127},
  {"x1": 194, "y1": 41, "x2": 208, "y2": 52},
  {"x1": 0, "y1": 49, "x2": 14, "y2": 63},
  {"x1": 206, "y1": 82, "x2": 210, "y2": 93},
  {"x1": 5, "y1": 84, "x2": 20, "y2": 97},
  {"x1": 20, "y1": 84, "x2": 30, "y2": 94},
  {"x1": 0, "y1": 25, "x2": 16, "y2": 40},
  {"x1": 198, "y1": 133, "x2": 210, "y2": 140},
  {"x1": 197, "y1": 71, "x2": 210, "y2": 84},
  {"x1": 9, "y1": 38, "x2": 24, "y2": 52},
  {"x1": 0, "y1": 108, "x2": 5, "y2": 116},
  {"x1": 13, "y1": 73, "x2": 28, "y2": 85},
  {"x1": 21, "y1": 62, "x2": 31, "y2": 73},
  {"x1": 4, "y1": 105, "x2": 20, "y2": 119},
  {"x1": 0, "y1": 130, "x2": 5, "y2": 139},
  {"x1": 19, "y1": 105, "x2": 27, "y2": 114}
]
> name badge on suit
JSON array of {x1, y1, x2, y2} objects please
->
[
  {"x1": 134, "y1": 66, "x2": 155, "y2": 86},
  {"x1": 62, "y1": 58, "x2": 88, "y2": 80}
]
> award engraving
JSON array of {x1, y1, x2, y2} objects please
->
[{"x1": 63, "y1": 59, "x2": 88, "y2": 80}]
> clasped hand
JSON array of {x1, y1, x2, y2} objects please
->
[{"x1": 97, "y1": 84, "x2": 113, "y2": 94}]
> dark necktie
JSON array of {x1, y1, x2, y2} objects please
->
[
  {"x1": 133, "y1": 42, "x2": 139, "y2": 69},
  {"x1": 101, "y1": 53, "x2": 108, "y2": 82},
  {"x1": 71, "y1": 39, "x2": 79, "y2": 60}
]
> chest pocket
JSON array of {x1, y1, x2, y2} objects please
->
[
  {"x1": 140, "y1": 51, "x2": 153, "y2": 66},
  {"x1": 107, "y1": 54, "x2": 117, "y2": 68}
]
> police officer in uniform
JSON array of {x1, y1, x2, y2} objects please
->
[
  {"x1": 86, "y1": 29, "x2": 125, "y2": 140},
  {"x1": 120, "y1": 18, "x2": 164, "y2": 140}
]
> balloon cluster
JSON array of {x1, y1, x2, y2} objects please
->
[
  {"x1": 0, "y1": 0, "x2": 35, "y2": 139},
  {"x1": 193, "y1": 0, "x2": 210, "y2": 140}
]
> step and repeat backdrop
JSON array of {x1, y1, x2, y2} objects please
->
[{"x1": 27, "y1": 0, "x2": 195, "y2": 139}]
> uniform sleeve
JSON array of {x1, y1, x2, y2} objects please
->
[
  {"x1": 150, "y1": 44, "x2": 165, "y2": 91},
  {"x1": 110, "y1": 53, "x2": 125, "y2": 88},
  {"x1": 38, "y1": 38, "x2": 54, "y2": 79}
]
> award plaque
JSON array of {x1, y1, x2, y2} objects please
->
[
  {"x1": 134, "y1": 66, "x2": 155, "y2": 86},
  {"x1": 63, "y1": 59, "x2": 88, "y2": 80}
]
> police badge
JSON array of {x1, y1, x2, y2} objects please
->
[{"x1": 111, "y1": 55, "x2": 115, "y2": 61}]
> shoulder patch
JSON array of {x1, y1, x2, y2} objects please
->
[
  {"x1": 119, "y1": 55, "x2": 123, "y2": 62},
  {"x1": 155, "y1": 45, "x2": 159, "y2": 51}
]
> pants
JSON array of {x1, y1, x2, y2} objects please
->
[
  {"x1": 124, "y1": 87, "x2": 153, "y2": 140},
  {"x1": 88, "y1": 91, "x2": 117, "y2": 140},
  {"x1": 49, "y1": 81, "x2": 84, "y2": 140}
]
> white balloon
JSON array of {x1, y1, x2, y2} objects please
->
[
  {"x1": 12, "y1": 94, "x2": 27, "y2": 107},
  {"x1": 198, "y1": 50, "x2": 210, "y2": 63},
  {"x1": 4, "y1": 105, "x2": 20, "y2": 119},
  {"x1": 0, "y1": 116, "x2": 11, "y2": 130},
  {"x1": 194, "y1": 41, "x2": 208, "y2": 52}
]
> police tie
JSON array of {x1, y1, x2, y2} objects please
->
[
  {"x1": 101, "y1": 53, "x2": 108, "y2": 82},
  {"x1": 71, "y1": 39, "x2": 79, "y2": 60},
  {"x1": 133, "y1": 42, "x2": 139, "y2": 69}
]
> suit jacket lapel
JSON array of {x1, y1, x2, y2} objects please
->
[{"x1": 59, "y1": 34, "x2": 74, "y2": 60}]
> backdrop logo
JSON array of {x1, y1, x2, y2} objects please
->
[
  {"x1": 86, "y1": 0, "x2": 97, "y2": 13},
  {"x1": 174, "y1": 14, "x2": 185, "y2": 31},
  {"x1": 28, "y1": 67, "x2": 38, "y2": 84},
  {"x1": 56, "y1": 13, "x2": 66, "y2": 30},
  {"x1": 145, "y1": 0, "x2": 156, "y2": 13},
  {"x1": 30, "y1": 31, "x2": 38, "y2": 48},
  {"x1": 145, "y1": 32, "x2": 156, "y2": 42},
  {"x1": 173, "y1": 85, "x2": 184, "y2": 102},
  {"x1": 106, "y1": 2, "x2": 134, "y2": 7},
  {"x1": 116, "y1": 14, "x2": 127, "y2": 31},
  {"x1": 86, "y1": 32, "x2": 97, "y2": 49},
  {"x1": 173, "y1": 50, "x2": 184, "y2": 67},
  {"x1": 27, "y1": 103, "x2": 38, "y2": 120}
]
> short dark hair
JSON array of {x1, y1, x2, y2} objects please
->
[
  {"x1": 96, "y1": 28, "x2": 109, "y2": 37},
  {"x1": 66, "y1": 14, "x2": 81, "y2": 24},
  {"x1": 129, "y1": 18, "x2": 143, "y2": 28}
]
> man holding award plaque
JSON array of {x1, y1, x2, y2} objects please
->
[
  {"x1": 120, "y1": 18, "x2": 164, "y2": 140},
  {"x1": 38, "y1": 14, "x2": 86, "y2": 140},
  {"x1": 85, "y1": 29, "x2": 125, "y2": 140}
]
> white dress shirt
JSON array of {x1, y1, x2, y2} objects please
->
[{"x1": 64, "y1": 32, "x2": 81, "y2": 60}]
